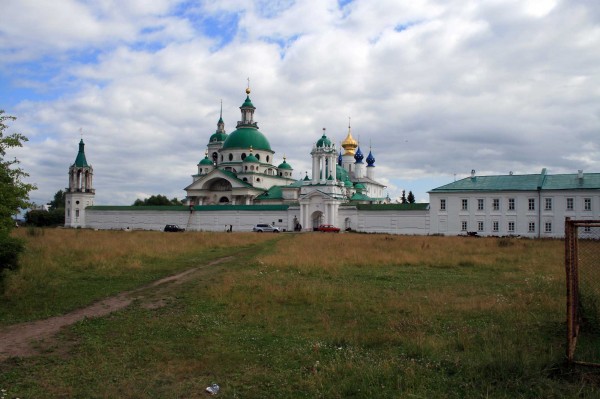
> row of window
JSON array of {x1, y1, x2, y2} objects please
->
[
  {"x1": 441, "y1": 197, "x2": 593, "y2": 212},
  {"x1": 460, "y1": 220, "x2": 554, "y2": 233},
  {"x1": 217, "y1": 152, "x2": 272, "y2": 163}
]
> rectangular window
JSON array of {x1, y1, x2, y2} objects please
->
[
  {"x1": 75, "y1": 209, "x2": 80, "y2": 218},
  {"x1": 545, "y1": 222, "x2": 552, "y2": 233},
  {"x1": 462, "y1": 199, "x2": 468, "y2": 211},
  {"x1": 584, "y1": 198, "x2": 591, "y2": 211},
  {"x1": 545, "y1": 198, "x2": 552, "y2": 211},
  {"x1": 508, "y1": 221, "x2": 515, "y2": 232},
  {"x1": 440, "y1": 199, "x2": 446, "y2": 211},
  {"x1": 528, "y1": 222, "x2": 535, "y2": 233},
  {"x1": 493, "y1": 198, "x2": 500, "y2": 211},
  {"x1": 461, "y1": 221, "x2": 468, "y2": 231},
  {"x1": 528, "y1": 198, "x2": 535, "y2": 211},
  {"x1": 477, "y1": 199, "x2": 484, "y2": 211},
  {"x1": 567, "y1": 198, "x2": 574, "y2": 211},
  {"x1": 508, "y1": 198, "x2": 515, "y2": 211},
  {"x1": 478, "y1": 221, "x2": 484, "y2": 231},
  {"x1": 492, "y1": 221, "x2": 499, "y2": 232}
]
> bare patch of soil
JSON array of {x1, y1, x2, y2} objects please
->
[{"x1": 0, "y1": 257, "x2": 233, "y2": 361}]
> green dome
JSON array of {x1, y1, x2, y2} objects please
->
[
  {"x1": 199, "y1": 156, "x2": 213, "y2": 165},
  {"x1": 241, "y1": 95, "x2": 255, "y2": 108},
  {"x1": 209, "y1": 131, "x2": 228, "y2": 143},
  {"x1": 243, "y1": 153, "x2": 259, "y2": 163},
  {"x1": 344, "y1": 179, "x2": 353, "y2": 188},
  {"x1": 222, "y1": 127, "x2": 272, "y2": 151},
  {"x1": 316, "y1": 134, "x2": 332, "y2": 148},
  {"x1": 278, "y1": 160, "x2": 293, "y2": 170}
]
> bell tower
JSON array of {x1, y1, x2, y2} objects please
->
[{"x1": 65, "y1": 139, "x2": 95, "y2": 228}]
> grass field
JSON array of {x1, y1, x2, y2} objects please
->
[{"x1": 1, "y1": 229, "x2": 599, "y2": 398}]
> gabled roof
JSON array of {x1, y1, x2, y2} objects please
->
[
  {"x1": 430, "y1": 170, "x2": 600, "y2": 193},
  {"x1": 184, "y1": 168, "x2": 254, "y2": 191}
]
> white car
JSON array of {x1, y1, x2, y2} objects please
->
[{"x1": 252, "y1": 224, "x2": 280, "y2": 232}]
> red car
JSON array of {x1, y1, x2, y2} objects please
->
[{"x1": 317, "y1": 224, "x2": 340, "y2": 233}]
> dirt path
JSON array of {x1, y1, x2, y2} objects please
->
[{"x1": 0, "y1": 257, "x2": 233, "y2": 361}]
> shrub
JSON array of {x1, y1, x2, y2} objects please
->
[{"x1": 0, "y1": 232, "x2": 24, "y2": 273}]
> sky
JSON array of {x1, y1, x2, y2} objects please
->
[{"x1": 1, "y1": 0, "x2": 599, "y2": 206}]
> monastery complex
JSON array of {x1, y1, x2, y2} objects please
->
[{"x1": 65, "y1": 87, "x2": 600, "y2": 238}]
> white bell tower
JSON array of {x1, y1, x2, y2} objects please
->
[{"x1": 65, "y1": 139, "x2": 95, "y2": 228}]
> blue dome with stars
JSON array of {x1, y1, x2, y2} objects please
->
[
  {"x1": 354, "y1": 146, "x2": 364, "y2": 164},
  {"x1": 366, "y1": 149, "x2": 375, "y2": 167}
]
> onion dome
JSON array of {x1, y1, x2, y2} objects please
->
[
  {"x1": 243, "y1": 147, "x2": 260, "y2": 163},
  {"x1": 303, "y1": 173, "x2": 310, "y2": 181},
  {"x1": 341, "y1": 122, "x2": 358, "y2": 155},
  {"x1": 366, "y1": 149, "x2": 375, "y2": 167},
  {"x1": 199, "y1": 150, "x2": 213, "y2": 165},
  {"x1": 354, "y1": 182, "x2": 366, "y2": 192},
  {"x1": 222, "y1": 87, "x2": 272, "y2": 151},
  {"x1": 354, "y1": 146, "x2": 364, "y2": 163},
  {"x1": 344, "y1": 178, "x2": 353, "y2": 188},
  {"x1": 316, "y1": 133, "x2": 332, "y2": 148},
  {"x1": 73, "y1": 139, "x2": 89, "y2": 167},
  {"x1": 278, "y1": 156, "x2": 293, "y2": 170}
]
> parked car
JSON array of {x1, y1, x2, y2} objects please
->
[
  {"x1": 317, "y1": 224, "x2": 340, "y2": 233},
  {"x1": 164, "y1": 224, "x2": 185, "y2": 232},
  {"x1": 252, "y1": 223, "x2": 280, "y2": 233}
]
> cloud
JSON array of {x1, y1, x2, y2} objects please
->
[{"x1": 2, "y1": 0, "x2": 599, "y2": 206}]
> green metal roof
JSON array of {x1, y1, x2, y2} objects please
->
[
  {"x1": 243, "y1": 153, "x2": 259, "y2": 163},
  {"x1": 316, "y1": 134, "x2": 332, "y2": 148},
  {"x1": 430, "y1": 170, "x2": 600, "y2": 193},
  {"x1": 278, "y1": 160, "x2": 292, "y2": 170},
  {"x1": 255, "y1": 185, "x2": 284, "y2": 200},
  {"x1": 73, "y1": 139, "x2": 89, "y2": 167},
  {"x1": 241, "y1": 95, "x2": 255, "y2": 109},
  {"x1": 88, "y1": 204, "x2": 290, "y2": 212},
  {"x1": 209, "y1": 131, "x2": 228, "y2": 143},
  {"x1": 89, "y1": 206, "x2": 189, "y2": 211},
  {"x1": 199, "y1": 156, "x2": 213, "y2": 165},
  {"x1": 355, "y1": 203, "x2": 429, "y2": 211},
  {"x1": 221, "y1": 127, "x2": 272, "y2": 151}
]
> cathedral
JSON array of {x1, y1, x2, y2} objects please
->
[{"x1": 183, "y1": 86, "x2": 387, "y2": 229}]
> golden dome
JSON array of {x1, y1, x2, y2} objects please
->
[{"x1": 341, "y1": 127, "x2": 358, "y2": 155}]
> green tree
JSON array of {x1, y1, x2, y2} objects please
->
[
  {"x1": 0, "y1": 111, "x2": 36, "y2": 274},
  {"x1": 400, "y1": 190, "x2": 407, "y2": 204},
  {"x1": 133, "y1": 195, "x2": 182, "y2": 206},
  {"x1": 407, "y1": 191, "x2": 416, "y2": 204},
  {"x1": 48, "y1": 189, "x2": 66, "y2": 211}
]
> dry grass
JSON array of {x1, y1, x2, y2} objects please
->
[{"x1": 3, "y1": 231, "x2": 598, "y2": 398}]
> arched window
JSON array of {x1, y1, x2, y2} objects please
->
[
  {"x1": 212, "y1": 152, "x2": 218, "y2": 162},
  {"x1": 228, "y1": 153, "x2": 233, "y2": 161},
  {"x1": 266, "y1": 155, "x2": 270, "y2": 163},
  {"x1": 241, "y1": 153, "x2": 246, "y2": 160},
  {"x1": 256, "y1": 154, "x2": 260, "y2": 161}
]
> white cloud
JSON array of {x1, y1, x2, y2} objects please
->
[{"x1": 2, "y1": 0, "x2": 600, "y2": 206}]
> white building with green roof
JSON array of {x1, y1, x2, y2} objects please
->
[
  {"x1": 429, "y1": 169, "x2": 600, "y2": 238},
  {"x1": 65, "y1": 139, "x2": 95, "y2": 228}
]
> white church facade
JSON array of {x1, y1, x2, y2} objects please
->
[{"x1": 66, "y1": 87, "x2": 600, "y2": 237}]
